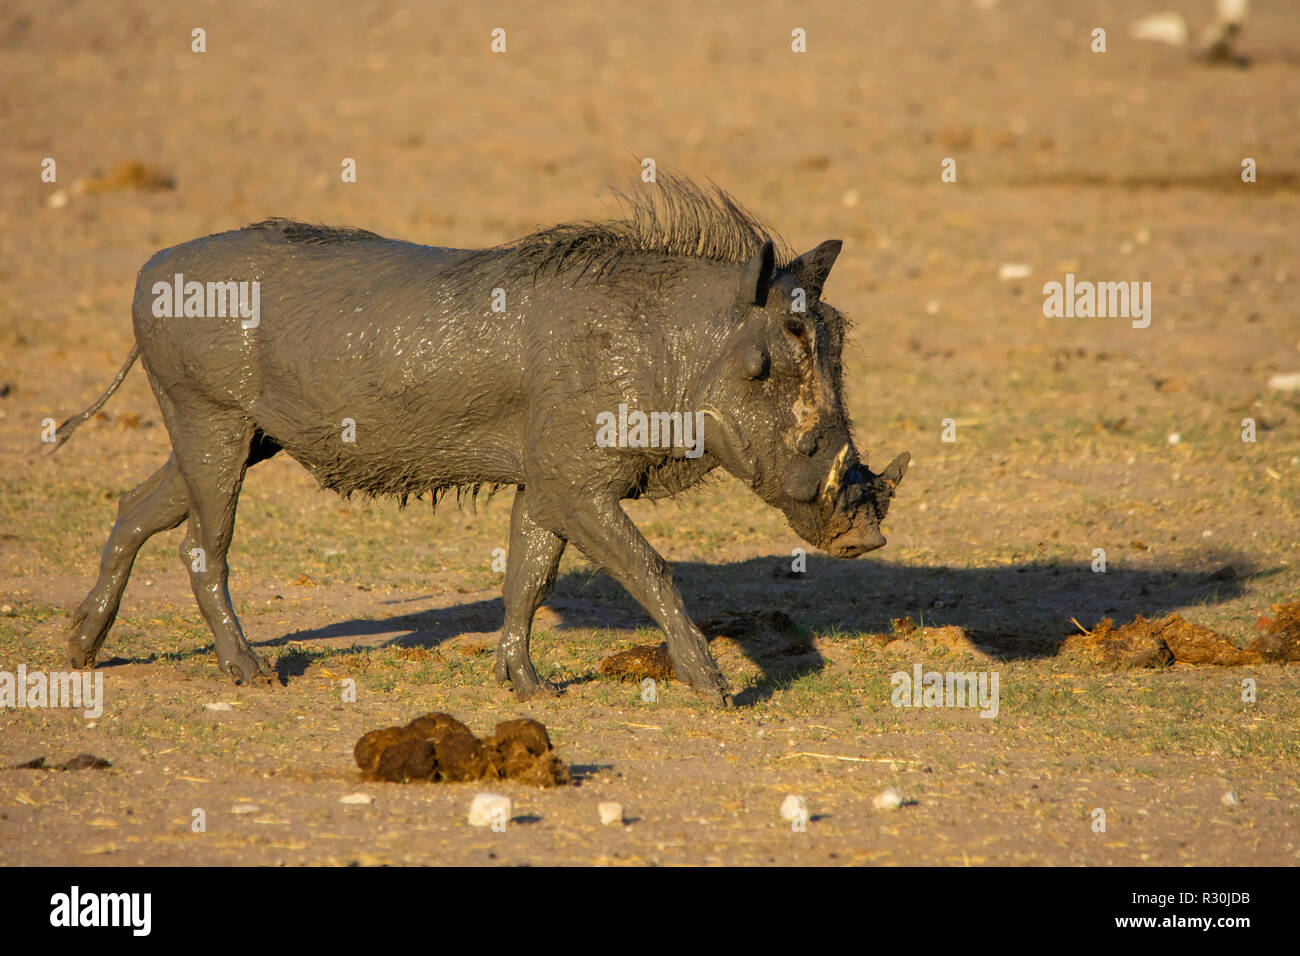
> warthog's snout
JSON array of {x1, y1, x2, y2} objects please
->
[{"x1": 817, "y1": 450, "x2": 910, "y2": 559}]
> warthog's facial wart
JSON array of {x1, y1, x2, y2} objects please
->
[{"x1": 698, "y1": 237, "x2": 909, "y2": 559}]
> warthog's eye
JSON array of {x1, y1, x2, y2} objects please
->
[{"x1": 783, "y1": 317, "x2": 806, "y2": 339}]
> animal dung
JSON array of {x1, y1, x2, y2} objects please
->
[
  {"x1": 599, "y1": 644, "x2": 675, "y2": 682},
  {"x1": 1253, "y1": 601, "x2": 1300, "y2": 663},
  {"x1": 353, "y1": 713, "x2": 569, "y2": 787},
  {"x1": 1063, "y1": 617, "x2": 1175, "y2": 668},
  {"x1": 600, "y1": 610, "x2": 812, "y2": 683},
  {"x1": 7, "y1": 753, "x2": 112, "y2": 772},
  {"x1": 1065, "y1": 607, "x2": 1300, "y2": 668},
  {"x1": 468, "y1": 793, "x2": 512, "y2": 827}
]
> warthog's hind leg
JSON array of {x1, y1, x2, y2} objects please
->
[
  {"x1": 70, "y1": 456, "x2": 190, "y2": 668},
  {"x1": 494, "y1": 488, "x2": 567, "y2": 700},
  {"x1": 168, "y1": 407, "x2": 274, "y2": 686}
]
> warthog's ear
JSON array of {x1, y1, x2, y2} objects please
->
[
  {"x1": 738, "y1": 239, "x2": 776, "y2": 307},
  {"x1": 788, "y1": 239, "x2": 843, "y2": 300}
]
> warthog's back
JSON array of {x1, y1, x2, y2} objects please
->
[{"x1": 131, "y1": 221, "x2": 530, "y2": 497}]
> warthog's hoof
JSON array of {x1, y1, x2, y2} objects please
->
[
  {"x1": 220, "y1": 650, "x2": 275, "y2": 686},
  {"x1": 685, "y1": 672, "x2": 733, "y2": 708},
  {"x1": 675, "y1": 655, "x2": 731, "y2": 707},
  {"x1": 691, "y1": 685, "x2": 733, "y2": 708},
  {"x1": 68, "y1": 638, "x2": 97, "y2": 670},
  {"x1": 512, "y1": 676, "x2": 562, "y2": 701},
  {"x1": 68, "y1": 608, "x2": 104, "y2": 669}
]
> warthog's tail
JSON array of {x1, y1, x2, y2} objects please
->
[{"x1": 41, "y1": 344, "x2": 140, "y2": 455}]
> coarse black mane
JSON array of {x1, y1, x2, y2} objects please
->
[
  {"x1": 243, "y1": 218, "x2": 381, "y2": 244},
  {"x1": 244, "y1": 175, "x2": 796, "y2": 285},
  {"x1": 477, "y1": 173, "x2": 795, "y2": 282}
]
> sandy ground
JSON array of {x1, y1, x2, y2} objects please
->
[{"x1": 1, "y1": 0, "x2": 1298, "y2": 865}]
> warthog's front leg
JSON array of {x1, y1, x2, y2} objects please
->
[
  {"x1": 495, "y1": 488, "x2": 567, "y2": 700},
  {"x1": 557, "y1": 498, "x2": 732, "y2": 706}
]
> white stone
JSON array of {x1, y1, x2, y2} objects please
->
[
  {"x1": 231, "y1": 804, "x2": 260, "y2": 815},
  {"x1": 1130, "y1": 12, "x2": 1189, "y2": 46},
  {"x1": 204, "y1": 702, "x2": 235, "y2": 711},
  {"x1": 339, "y1": 793, "x2": 374, "y2": 805},
  {"x1": 779, "y1": 794, "x2": 807, "y2": 822},
  {"x1": 873, "y1": 787, "x2": 906, "y2": 811},
  {"x1": 997, "y1": 263, "x2": 1032, "y2": 281},
  {"x1": 468, "y1": 792, "x2": 511, "y2": 827},
  {"x1": 598, "y1": 801, "x2": 624, "y2": 826},
  {"x1": 1267, "y1": 372, "x2": 1300, "y2": 393}
]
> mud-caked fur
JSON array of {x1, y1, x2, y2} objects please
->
[{"x1": 54, "y1": 175, "x2": 908, "y2": 702}]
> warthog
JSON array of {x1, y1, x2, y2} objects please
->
[{"x1": 53, "y1": 176, "x2": 908, "y2": 705}]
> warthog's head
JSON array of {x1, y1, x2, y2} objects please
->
[{"x1": 701, "y1": 238, "x2": 909, "y2": 558}]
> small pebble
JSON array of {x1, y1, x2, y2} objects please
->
[
  {"x1": 779, "y1": 794, "x2": 807, "y2": 822},
  {"x1": 1221, "y1": 790, "x2": 1240, "y2": 807},
  {"x1": 231, "y1": 804, "x2": 260, "y2": 815},
  {"x1": 997, "y1": 263, "x2": 1032, "y2": 281},
  {"x1": 339, "y1": 793, "x2": 374, "y2": 806},
  {"x1": 204, "y1": 702, "x2": 235, "y2": 711},
  {"x1": 598, "y1": 801, "x2": 624, "y2": 826},
  {"x1": 468, "y1": 792, "x2": 512, "y2": 828},
  {"x1": 873, "y1": 787, "x2": 906, "y2": 811}
]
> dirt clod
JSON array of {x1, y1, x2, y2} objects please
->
[{"x1": 354, "y1": 713, "x2": 568, "y2": 787}]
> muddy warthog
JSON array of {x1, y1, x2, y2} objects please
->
[{"x1": 52, "y1": 175, "x2": 908, "y2": 705}]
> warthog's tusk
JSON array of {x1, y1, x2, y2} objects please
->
[{"x1": 820, "y1": 444, "x2": 853, "y2": 508}]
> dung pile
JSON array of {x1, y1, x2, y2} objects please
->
[
  {"x1": 600, "y1": 643, "x2": 674, "y2": 682},
  {"x1": 1064, "y1": 604, "x2": 1300, "y2": 668},
  {"x1": 1253, "y1": 601, "x2": 1300, "y2": 663},
  {"x1": 878, "y1": 622, "x2": 995, "y2": 661},
  {"x1": 599, "y1": 610, "x2": 813, "y2": 683},
  {"x1": 600, "y1": 639, "x2": 676, "y2": 686},
  {"x1": 353, "y1": 713, "x2": 569, "y2": 787},
  {"x1": 7, "y1": 753, "x2": 112, "y2": 771}
]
